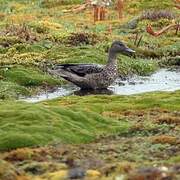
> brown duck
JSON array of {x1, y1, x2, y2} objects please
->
[{"x1": 48, "y1": 41, "x2": 135, "y2": 90}]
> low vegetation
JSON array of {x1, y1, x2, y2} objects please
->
[
  {"x1": 0, "y1": 100, "x2": 130, "y2": 151},
  {"x1": 0, "y1": 0, "x2": 179, "y2": 179},
  {"x1": 0, "y1": 91, "x2": 179, "y2": 179}
]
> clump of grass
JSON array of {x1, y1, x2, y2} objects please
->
[
  {"x1": 118, "y1": 55, "x2": 158, "y2": 76},
  {"x1": 160, "y1": 56, "x2": 180, "y2": 66},
  {"x1": 0, "y1": 101, "x2": 130, "y2": 151},
  {"x1": 0, "y1": 80, "x2": 29, "y2": 100},
  {"x1": 30, "y1": 20, "x2": 63, "y2": 34},
  {"x1": 67, "y1": 32, "x2": 100, "y2": 46},
  {"x1": 158, "y1": 41, "x2": 180, "y2": 57},
  {"x1": 1, "y1": 24, "x2": 38, "y2": 43}
]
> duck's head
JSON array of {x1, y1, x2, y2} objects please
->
[{"x1": 110, "y1": 41, "x2": 135, "y2": 56}]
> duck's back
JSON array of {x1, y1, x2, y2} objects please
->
[{"x1": 84, "y1": 64, "x2": 118, "y2": 89}]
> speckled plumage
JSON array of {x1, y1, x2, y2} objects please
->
[{"x1": 48, "y1": 41, "x2": 135, "y2": 90}]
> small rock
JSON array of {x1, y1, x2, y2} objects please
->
[
  {"x1": 68, "y1": 167, "x2": 85, "y2": 179},
  {"x1": 118, "y1": 82, "x2": 125, "y2": 86},
  {"x1": 129, "y1": 82, "x2": 136, "y2": 85}
]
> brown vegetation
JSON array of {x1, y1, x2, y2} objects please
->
[
  {"x1": 174, "y1": 0, "x2": 180, "y2": 9},
  {"x1": 1, "y1": 24, "x2": 38, "y2": 43},
  {"x1": 93, "y1": 5, "x2": 107, "y2": 22},
  {"x1": 155, "y1": 115, "x2": 180, "y2": 125},
  {"x1": 115, "y1": 0, "x2": 124, "y2": 19},
  {"x1": 150, "y1": 135, "x2": 178, "y2": 145}
]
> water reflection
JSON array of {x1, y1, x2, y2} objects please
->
[{"x1": 74, "y1": 89, "x2": 113, "y2": 96}]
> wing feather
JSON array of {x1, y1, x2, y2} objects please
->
[{"x1": 54, "y1": 63, "x2": 104, "y2": 76}]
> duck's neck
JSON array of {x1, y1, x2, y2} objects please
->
[{"x1": 107, "y1": 49, "x2": 117, "y2": 66}]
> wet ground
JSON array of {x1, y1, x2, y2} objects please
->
[{"x1": 21, "y1": 69, "x2": 180, "y2": 103}]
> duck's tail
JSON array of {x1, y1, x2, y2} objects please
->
[{"x1": 47, "y1": 68, "x2": 85, "y2": 86}]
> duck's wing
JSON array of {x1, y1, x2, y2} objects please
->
[
  {"x1": 48, "y1": 67, "x2": 86, "y2": 88},
  {"x1": 53, "y1": 63, "x2": 104, "y2": 77}
]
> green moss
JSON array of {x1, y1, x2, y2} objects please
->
[
  {"x1": 47, "y1": 91, "x2": 180, "y2": 113},
  {"x1": 0, "y1": 101, "x2": 131, "y2": 151},
  {"x1": 3, "y1": 90, "x2": 178, "y2": 151},
  {"x1": 13, "y1": 43, "x2": 47, "y2": 53},
  {"x1": 0, "y1": 133, "x2": 38, "y2": 150},
  {"x1": 0, "y1": 66, "x2": 62, "y2": 86}
]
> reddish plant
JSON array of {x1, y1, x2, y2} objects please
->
[{"x1": 146, "y1": 23, "x2": 179, "y2": 37}]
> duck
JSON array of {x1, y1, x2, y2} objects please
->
[{"x1": 48, "y1": 41, "x2": 135, "y2": 90}]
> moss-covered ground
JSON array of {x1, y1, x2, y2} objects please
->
[
  {"x1": 0, "y1": 0, "x2": 179, "y2": 179},
  {"x1": 0, "y1": 91, "x2": 179, "y2": 179}
]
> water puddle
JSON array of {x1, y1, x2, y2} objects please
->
[
  {"x1": 21, "y1": 69, "x2": 180, "y2": 103},
  {"x1": 110, "y1": 68, "x2": 180, "y2": 95}
]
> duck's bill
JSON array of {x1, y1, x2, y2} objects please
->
[{"x1": 123, "y1": 47, "x2": 136, "y2": 56}]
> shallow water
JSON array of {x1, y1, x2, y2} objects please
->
[
  {"x1": 21, "y1": 69, "x2": 180, "y2": 103},
  {"x1": 110, "y1": 68, "x2": 180, "y2": 95}
]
